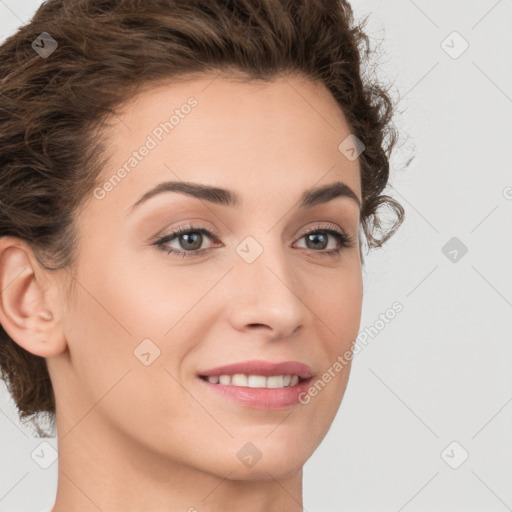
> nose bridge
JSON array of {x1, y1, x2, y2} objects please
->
[{"x1": 227, "y1": 231, "x2": 305, "y2": 336}]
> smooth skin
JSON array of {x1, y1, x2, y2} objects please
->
[{"x1": 0, "y1": 73, "x2": 363, "y2": 512}]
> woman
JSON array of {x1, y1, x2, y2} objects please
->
[{"x1": 0, "y1": 0, "x2": 404, "y2": 510}]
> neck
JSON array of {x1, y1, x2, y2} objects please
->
[{"x1": 50, "y1": 410, "x2": 304, "y2": 512}]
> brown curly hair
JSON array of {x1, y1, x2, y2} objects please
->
[{"x1": 0, "y1": 0, "x2": 404, "y2": 435}]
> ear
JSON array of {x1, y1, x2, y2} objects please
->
[{"x1": 0, "y1": 236, "x2": 67, "y2": 358}]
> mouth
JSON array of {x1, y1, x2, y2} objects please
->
[{"x1": 196, "y1": 359, "x2": 314, "y2": 408}]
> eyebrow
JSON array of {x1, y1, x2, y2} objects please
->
[{"x1": 128, "y1": 180, "x2": 361, "y2": 213}]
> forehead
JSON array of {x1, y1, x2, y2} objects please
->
[{"x1": 93, "y1": 74, "x2": 361, "y2": 216}]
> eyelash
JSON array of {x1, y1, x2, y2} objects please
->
[{"x1": 152, "y1": 223, "x2": 356, "y2": 259}]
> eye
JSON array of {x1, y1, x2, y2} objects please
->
[
  {"x1": 152, "y1": 223, "x2": 356, "y2": 259},
  {"x1": 293, "y1": 225, "x2": 356, "y2": 258},
  {"x1": 152, "y1": 223, "x2": 218, "y2": 258}
]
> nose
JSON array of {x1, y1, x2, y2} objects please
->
[{"x1": 226, "y1": 239, "x2": 306, "y2": 340}]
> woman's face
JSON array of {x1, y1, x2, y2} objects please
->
[{"x1": 49, "y1": 74, "x2": 363, "y2": 479}]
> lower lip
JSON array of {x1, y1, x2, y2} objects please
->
[{"x1": 198, "y1": 377, "x2": 313, "y2": 409}]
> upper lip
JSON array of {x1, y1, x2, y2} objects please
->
[{"x1": 198, "y1": 360, "x2": 313, "y2": 379}]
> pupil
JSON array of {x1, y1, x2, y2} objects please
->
[
  {"x1": 182, "y1": 233, "x2": 202, "y2": 250},
  {"x1": 307, "y1": 233, "x2": 327, "y2": 250}
]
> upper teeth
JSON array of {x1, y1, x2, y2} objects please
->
[{"x1": 206, "y1": 374, "x2": 300, "y2": 388}]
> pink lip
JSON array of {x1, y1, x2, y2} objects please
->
[
  {"x1": 199, "y1": 377, "x2": 313, "y2": 409},
  {"x1": 197, "y1": 359, "x2": 313, "y2": 379},
  {"x1": 197, "y1": 359, "x2": 313, "y2": 410}
]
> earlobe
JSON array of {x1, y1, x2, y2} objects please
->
[{"x1": 0, "y1": 237, "x2": 67, "y2": 358}]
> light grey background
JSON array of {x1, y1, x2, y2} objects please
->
[{"x1": 1, "y1": 1, "x2": 511, "y2": 511}]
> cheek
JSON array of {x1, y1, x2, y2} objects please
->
[
  {"x1": 61, "y1": 247, "x2": 219, "y2": 406},
  {"x1": 307, "y1": 262, "x2": 363, "y2": 346},
  {"x1": 59, "y1": 252, "x2": 167, "y2": 405},
  {"x1": 74, "y1": 246, "x2": 196, "y2": 339},
  {"x1": 304, "y1": 264, "x2": 362, "y2": 404}
]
